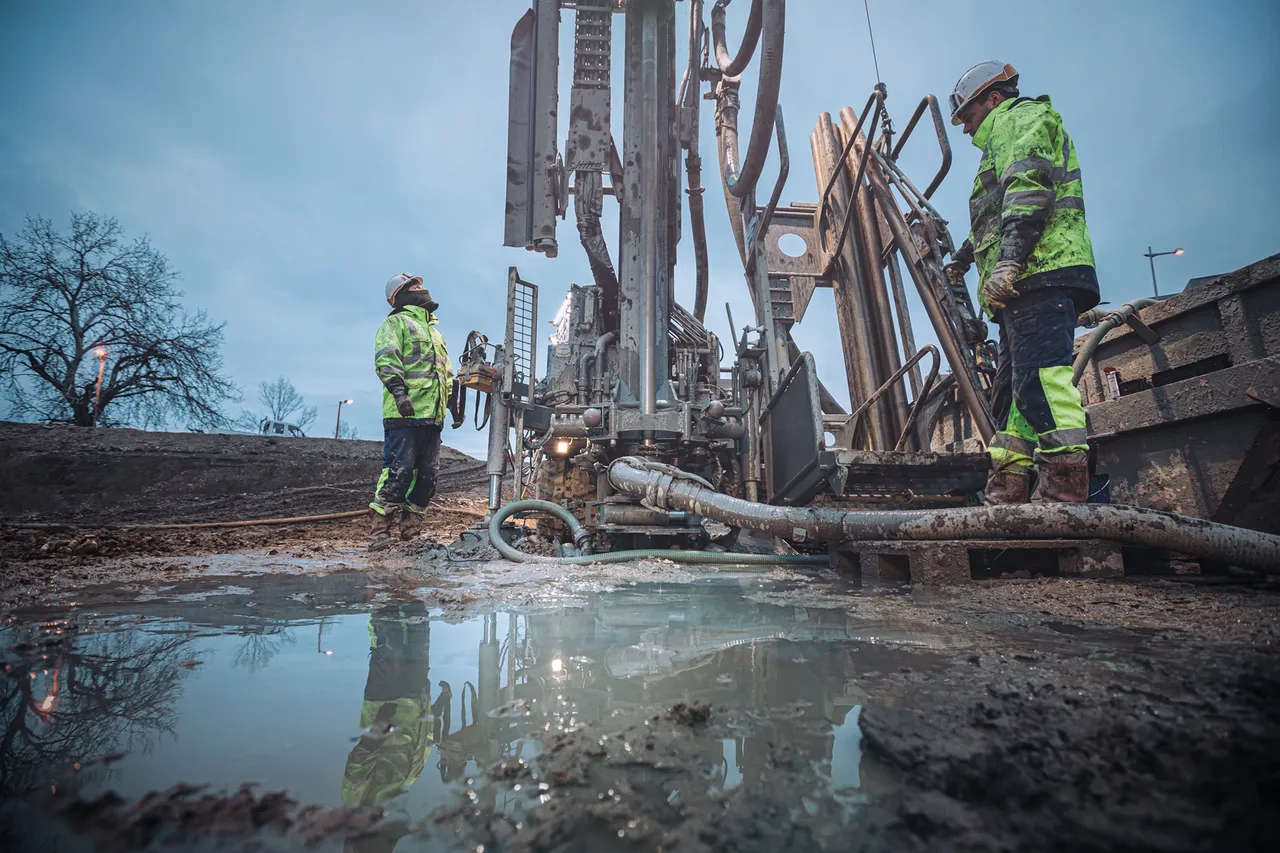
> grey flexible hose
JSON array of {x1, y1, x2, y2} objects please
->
[
  {"x1": 488, "y1": 499, "x2": 826, "y2": 567},
  {"x1": 711, "y1": 0, "x2": 763, "y2": 76},
  {"x1": 607, "y1": 458, "x2": 1280, "y2": 572},
  {"x1": 718, "y1": 0, "x2": 785, "y2": 198},
  {"x1": 1072, "y1": 298, "x2": 1161, "y2": 385}
]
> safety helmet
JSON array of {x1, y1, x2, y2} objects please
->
[
  {"x1": 385, "y1": 272, "x2": 424, "y2": 307},
  {"x1": 949, "y1": 61, "x2": 1019, "y2": 126}
]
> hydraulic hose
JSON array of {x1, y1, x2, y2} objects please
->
[
  {"x1": 1072, "y1": 298, "x2": 1161, "y2": 385},
  {"x1": 711, "y1": 0, "x2": 763, "y2": 77},
  {"x1": 574, "y1": 170, "x2": 620, "y2": 318},
  {"x1": 685, "y1": 3, "x2": 710, "y2": 321},
  {"x1": 488, "y1": 499, "x2": 826, "y2": 567},
  {"x1": 717, "y1": 0, "x2": 784, "y2": 198},
  {"x1": 607, "y1": 457, "x2": 1280, "y2": 573}
]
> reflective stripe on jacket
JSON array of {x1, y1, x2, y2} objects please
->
[
  {"x1": 374, "y1": 305, "x2": 452, "y2": 423},
  {"x1": 969, "y1": 95, "x2": 1096, "y2": 318}
]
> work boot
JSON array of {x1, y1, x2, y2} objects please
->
[
  {"x1": 367, "y1": 508, "x2": 396, "y2": 552},
  {"x1": 1032, "y1": 451, "x2": 1090, "y2": 503},
  {"x1": 400, "y1": 505, "x2": 426, "y2": 541},
  {"x1": 983, "y1": 462, "x2": 1031, "y2": 506}
]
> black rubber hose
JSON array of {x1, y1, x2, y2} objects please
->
[
  {"x1": 718, "y1": 0, "x2": 784, "y2": 199},
  {"x1": 607, "y1": 457, "x2": 1280, "y2": 572},
  {"x1": 711, "y1": 0, "x2": 763, "y2": 77}
]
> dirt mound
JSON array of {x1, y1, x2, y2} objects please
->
[{"x1": 0, "y1": 421, "x2": 487, "y2": 524}]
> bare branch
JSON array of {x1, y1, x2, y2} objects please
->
[{"x1": 0, "y1": 213, "x2": 240, "y2": 428}]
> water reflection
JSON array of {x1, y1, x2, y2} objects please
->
[
  {"x1": 429, "y1": 589, "x2": 872, "y2": 801},
  {"x1": 0, "y1": 620, "x2": 196, "y2": 800},
  {"x1": 1, "y1": 578, "x2": 942, "y2": 850},
  {"x1": 342, "y1": 604, "x2": 433, "y2": 807}
]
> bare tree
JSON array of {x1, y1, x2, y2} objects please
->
[
  {"x1": 0, "y1": 213, "x2": 239, "y2": 428},
  {"x1": 337, "y1": 420, "x2": 360, "y2": 440},
  {"x1": 254, "y1": 376, "x2": 317, "y2": 432}
]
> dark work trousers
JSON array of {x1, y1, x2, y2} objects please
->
[
  {"x1": 370, "y1": 423, "x2": 443, "y2": 514},
  {"x1": 988, "y1": 288, "x2": 1089, "y2": 467}
]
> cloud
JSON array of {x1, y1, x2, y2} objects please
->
[{"x1": 3, "y1": 0, "x2": 1277, "y2": 457}]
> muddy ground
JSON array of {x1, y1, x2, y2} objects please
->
[{"x1": 2, "y1": 424, "x2": 1279, "y2": 851}]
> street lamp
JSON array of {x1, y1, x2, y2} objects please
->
[
  {"x1": 334, "y1": 398, "x2": 354, "y2": 439},
  {"x1": 92, "y1": 346, "x2": 108, "y2": 427},
  {"x1": 1143, "y1": 246, "x2": 1185, "y2": 297}
]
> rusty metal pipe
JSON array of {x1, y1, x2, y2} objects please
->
[
  {"x1": 890, "y1": 95, "x2": 952, "y2": 200},
  {"x1": 607, "y1": 457, "x2": 1280, "y2": 573},
  {"x1": 861, "y1": 157, "x2": 996, "y2": 442}
]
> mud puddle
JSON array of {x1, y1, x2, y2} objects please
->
[{"x1": 0, "y1": 572, "x2": 964, "y2": 851}]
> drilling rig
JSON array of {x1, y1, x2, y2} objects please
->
[
  {"x1": 450, "y1": 0, "x2": 988, "y2": 551},
  {"x1": 450, "y1": 0, "x2": 1280, "y2": 574}
]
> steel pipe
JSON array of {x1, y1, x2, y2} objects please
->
[
  {"x1": 860, "y1": 153, "x2": 996, "y2": 441},
  {"x1": 607, "y1": 457, "x2": 1280, "y2": 572},
  {"x1": 639, "y1": 8, "x2": 661, "y2": 415}
]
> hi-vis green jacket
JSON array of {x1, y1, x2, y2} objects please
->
[
  {"x1": 966, "y1": 95, "x2": 1098, "y2": 318},
  {"x1": 374, "y1": 305, "x2": 451, "y2": 424}
]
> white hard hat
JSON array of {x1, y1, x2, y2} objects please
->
[
  {"x1": 949, "y1": 61, "x2": 1019, "y2": 126},
  {"x1": 385, "y1": 272, "x2": 423, "y2": 307}
]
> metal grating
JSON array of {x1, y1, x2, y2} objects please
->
[
  {"x1": 573, "y1": 0, "x2": 612, "y2": 88},
  {"x1": 505, "y1": 267, "x2": 539, "y2": 401}
]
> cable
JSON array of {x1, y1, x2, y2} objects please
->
[{"x1": 862, "y1": 0, "x2": 881, "y2": 83}]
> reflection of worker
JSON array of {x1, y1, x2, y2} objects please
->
[
  {"x1": 341, "y1": 605, "x2": 432, "y2": 808},
  {"x1": 944, "y1": 62, "x2": 1099, "y2": 504},
  {"x1": 368, "y1": 273, "x2": 452, "y2": 551}
]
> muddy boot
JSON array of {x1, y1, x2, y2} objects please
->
[
  {"x1": 1033, "y1": 451, "x2": 1090, "y2": 503},
  {"x1": 367, "y1": 508, "x2": 397, "y2": 552},
  {"x1": 400, "y1": 505, "x2": 426, "y2": 541},
  {"x1": 983, "y1": 462, "x2": 1031, "y2": 506}
]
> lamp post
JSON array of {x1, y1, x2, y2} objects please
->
[
  {"x1": 92, "y1": 346, "x2": 108, "y2": 427},
  {"x1": 334, "y1": 398, "x2": 354, "y2": 439},
  {"x1": 1143, "y1": 246, "x2": 1184, "y2": 297}
]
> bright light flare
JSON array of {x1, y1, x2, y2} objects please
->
[
  {"x1": 343, "y1": 399, "x2": 354, "y2": 405},
  {"x1": 39, "y1": 695, "x2": 55, "y2": 712},
  {"x1": 94, "y1": 346, "x2": 108, "y2": 360},
  {"x1": 551, "y1": 658, "x2": 564, "y2": 673},
  {"x1": 554, "y1": 439, "x2": 571, "y2": 456},
  {"x1": 1173, "y1": 248, "x2": 1185, "y2": 256}
]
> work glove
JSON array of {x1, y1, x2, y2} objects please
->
[
  {"x1": 943, "y1": 261, "x2": 970, "y2": 288},
  {"x1": 392, "y1": 389, "x2": 416, "y2": 418},
  {"x1": 983, "y1": 260, "x2": 1024, "y2": 311}
]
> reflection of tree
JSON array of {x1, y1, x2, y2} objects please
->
[
  {"x1": 0, "y1": 628, "x2": 195, "y2": 799},
  {"x1": 231, "y1": 623, "x2": 297, "y2": 673}
]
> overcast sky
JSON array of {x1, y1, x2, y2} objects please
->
[{"x1": 3, "y1": 0, "x2": 1277, "y2": 457}]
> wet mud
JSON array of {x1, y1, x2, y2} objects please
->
[
  {"x1": 1, "y1": 564, "x2": 1276, "y2": 851},
  {"x1": 3, "y1": 426, "x2": 1279, "y2": 852}
]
